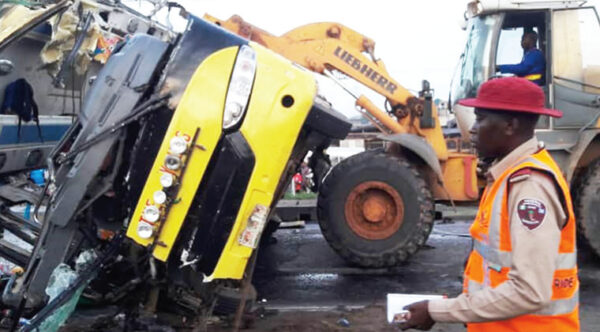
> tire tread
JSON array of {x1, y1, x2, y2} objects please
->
[
  {"x1": 317, "y1": 151, "x2": 434, "y2": 268},
  {"x1": 574, "y1": 158, "x2": 600, "y2": 256}
]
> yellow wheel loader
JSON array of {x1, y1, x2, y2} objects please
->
[{"x1": 207, "y1": 0, "x2": 600, "y2": 267}]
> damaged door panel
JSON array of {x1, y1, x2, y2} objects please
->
[{"x1": 16, "y1": 34, "x2": 170, "y2": 309}]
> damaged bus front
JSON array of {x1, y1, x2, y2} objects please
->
[{"x1": 0, "y1": 3, "x2": 350, "y2": 330}]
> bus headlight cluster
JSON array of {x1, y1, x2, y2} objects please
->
[
  {"x1": 137, "y1": 222, "x2": 154, "y2": 239},
  {"x1": 153, "y1": 190, "x2": 167, "y2": 204},
  {"x1": 170, "y1": 136, "x2": 188, "y2": 154},
  {"x1": 160, "y1": 173, "x2": 174, "y2": 188},
  {"x1": 165, "y1": 155, "x2": 182, "y2": 170},
  {"x1": 136, "y1": 133, "x2": 191, "y2": 240},
  {"x1": 223, "y1": 45, "x2": 256, "y2": 129},
  {"x1": 143, "y1": 206, "x2": 161, "y2": 223}
]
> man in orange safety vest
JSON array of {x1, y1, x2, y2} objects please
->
[{"x1": 400, "y1": 77, "x2": 579, "y2": 331}]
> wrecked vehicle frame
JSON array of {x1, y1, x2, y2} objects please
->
[{"x1": 0, "y1": 1, "x2": 351, "y2": 330}]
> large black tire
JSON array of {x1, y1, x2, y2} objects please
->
[
  {"x1": 574, "y1": 158, "x2": 600, "y2": 256},
  {"x1": 317, "y1": 150, "x2": 434, "y2": 267}
]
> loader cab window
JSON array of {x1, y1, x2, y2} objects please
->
[
  {"x1": 552, "y1": 8, "x2": 600, "y2": 93},
  {"x1": 495, "y1": 11, "x2": 549, "y2": 128},
  {"x1": 496, "y1": 12, "x2": 547, "y2": 71},
  {"x1": 496, "y1": 26, "x2": 543, "y2": 71},
  {"x1": 552, "y1": 7, "x2": 600, "y2": 128},
  {"x1": 449, "y1": 14, "x2": 500, "y2": 106}
]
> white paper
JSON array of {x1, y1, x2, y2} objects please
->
[{"x1": 387, "y1": 293, "x2": 445, "y2": 323}]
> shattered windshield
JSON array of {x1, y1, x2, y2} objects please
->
[{"x1": 450, "y1": 14, "x2": 499, "y2": 106}]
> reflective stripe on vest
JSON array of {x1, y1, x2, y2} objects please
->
[
  {"x1": 464, "y1": 149, "x2": 579, "y2": 328},
  {"x1": 524, "y1": 73, "x2": 542, "y2": 81},
  {"x1": 473, "y1": 241, "x2": 577, "y2": 270},
  {"x1": 534, "y1": 289, "x2": 579, "y2": 316},
  {"x1": 469, "y1": 278, "x2": 579, "y2": 316}
]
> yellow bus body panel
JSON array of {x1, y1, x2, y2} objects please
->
[
  {"x1": 208, "y1": 43, "x2": 316, "y2": 280},
  {"x1": 127, "y1": 42, "x2": 317, "y2": 279},
  {"x1": 126, "y1": 47, "x2": 236, "y2": 259}
]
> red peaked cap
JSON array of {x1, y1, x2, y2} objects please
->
[{"x1": 458, "y1": 77, "x2": 563, "y2": 118}]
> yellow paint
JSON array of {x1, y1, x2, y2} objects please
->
[
  {"x1": 126, "y1": 47, "x2": 236, "y2": 259},
  {"x1": 437, "y1": 153, "x2": 479, "y2": 201},
  {"x1": 126, "y1": 42, "x2": 317, "y2": 281},
  {"x1": 208, "y1": 42, "x2": 317, "y2": 280},
  {"x1": 203, "y1": 13, "x2": 449, "y2": 162}
]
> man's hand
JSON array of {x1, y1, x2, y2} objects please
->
[{"x1": 398, "y1": 300, "x2": 435, "y2": 331}]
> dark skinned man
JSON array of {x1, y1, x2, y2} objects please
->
[
  {"x1": 497, "y1": 31, "x2": 545, "y2": 85},
  {"x1": 400, "y1": 77, "x2": 579, "y2": 332}
]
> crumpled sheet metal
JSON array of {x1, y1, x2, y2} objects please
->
[
  {"x1": 0, "y1": 4, "x2": 56, "y2": 43},
  {"x1": 41, "y1": 0, "x2": 103, "y2": 75}
]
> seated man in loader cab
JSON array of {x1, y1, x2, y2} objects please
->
[{"x1": 496, "y1": 31, "x2": 546, "y2": 86}]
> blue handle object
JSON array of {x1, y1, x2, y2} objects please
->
[{"x1": 30, "y1": 169, "x2": 45, "y2": 186}]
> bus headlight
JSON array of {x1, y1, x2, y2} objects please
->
[{"x1": 223, "y1": 45, "x2": 256, "y2": 129}]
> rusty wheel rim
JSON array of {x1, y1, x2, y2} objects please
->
[{"x1": 344, "y1": 181, "x2": 405, "y2": 240}]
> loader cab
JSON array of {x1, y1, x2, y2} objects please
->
[
  {"x1": 451, "y1": 2, "x2": 600, "y2": 139},
  {"x1": 549, "y1": 7, "x2": 600, "y2": 129},
  {"x1": 495, "y1": 11, "x2": 550, "y2": 128}
]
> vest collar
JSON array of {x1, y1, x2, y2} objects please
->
[{"x1": 487, "y1": 137, "x2": 540, "y2": 181}]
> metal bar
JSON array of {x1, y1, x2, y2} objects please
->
[
  {"x1": 32, "y1": 119, "x2": 83, "y2": 225},
  {"x1": 19, "y1": 222, "x2": 79, "y2": 308},
  {"x1": 46, "y1": 93, "x2": 82, "y2": 98},
  {"x1": 323, "y1": 69, "x2": 405, "y2": 134},
  {"x1": 0, "y1": 239, "x2": 30, "y2": 267},
  {"x1": 1, "y1": 207, "x2": 41, "y2": 233},
  {"x1": 232, "y1": 249, "x2": 259, "y2": 332},
  {"x1": 554, "y1": 75, "x2": 600, "y2": 91},
  {"x1": 323, "y1": 69, "x2": 360, "y2": 99},
  {"x1": 53, "y1": 12, "x2": 93, "y2": 87},
  {"x1": 0, "y1": 217, "x2": 36, "y2": 245},
  {"x1": 32, "y1": 120, "x2": 84, "y2": 225},
  {"x1": 56, "y1": 96, "x2": 169, "y2": 165}
]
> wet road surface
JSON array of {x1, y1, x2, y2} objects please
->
[
  {"x1": 227, "y1": 219, "x2": 600, "y2": 332},
  {"x1": 254, "y1": 221, "x2": 470, "y2": 309}
]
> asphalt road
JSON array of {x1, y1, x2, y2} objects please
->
[{"x1": 224, "y1": 219, "x2": 600, "y2": 332}]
